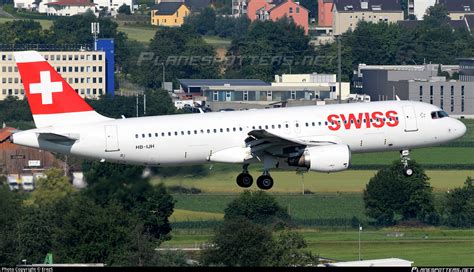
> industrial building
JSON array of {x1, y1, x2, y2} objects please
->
[
  {"x1": 176, "y1": 74, "x2": 350, "y2": 111},
  {"x1": 0, "y1": 39, "x2": 115, "y2": 100},
  {"x1": 355, "y1": 59, "x2": 474, "y2": 117}
]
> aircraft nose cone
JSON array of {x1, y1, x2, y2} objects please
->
[{"x1": 452, "y1": 119, "x2": 467, "y2": 139}]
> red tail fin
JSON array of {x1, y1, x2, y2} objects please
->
[{"x1": 14, "y1": 51, "x2": 110, "y2": 127}]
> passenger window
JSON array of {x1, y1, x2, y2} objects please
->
[
  {"x1": 233, "y1": 128, "x2": 236, "y2": 132},
  {"x1": 162, "y1": 132, "x2": 165, "y2": 136},
  {"x1": 181, "y1": 131, "x2": 184, "y2": 135},
  {"x1": 213, "y1": 129, "x2": 217, "y2": 133},
  {"x1": 155, "y1": 133, "x2": 158, "y2": 137},
  {"x1": 278, "y1": 124, "x2": 281, "y2": 129},
  {"x1": 168, "y1": 132, "x2": 171, "y2": 136},
  {"x1": 207, "y1": 129, "x2": 210, "y2": 133},
  {"x1": 220, "y1": 128, "x2": 223, "y2": 132},
  {"x1": 226, "y1": 128, "x2": 230, "y2": 132},
  {"x1": 142, "y1": 134, "x2": 145, "y2": 138},
  {"x1": 194, "y1": 130, "x2": 198, "y2": 134},
  {"x1": 265, "y1": 125, "x2": 268, "y2": 129},
  {"x1": 174, "y1": 132, "x2": 178, "y2": 136},
  {"x1": 239, "y1": 127, "x2": 243, "y2": 131},
  {"x1": 188, "y1": 131, "x2": 191, "y2": 135}
]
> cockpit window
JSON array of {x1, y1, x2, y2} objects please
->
[{"x1": 431, "y1": 111, "x2": 449, "y2": 119}]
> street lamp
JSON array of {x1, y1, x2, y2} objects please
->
[{"x1": 358, "y1": 224, "x2": 362, "y2": 260}]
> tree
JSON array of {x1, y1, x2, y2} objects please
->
[
  {"x1": 363, "y1": 161, "x2": 439, "y2": 226},
  {"x1": 137, "y1": 25, "x2": 220, "y2": 88},
  {"x1": 201, "y1": 191, "x2": 316, "y2": 266},
  {"x1": 444, "y1": 177, "x2": 474, "y2": 227},
  {"x1": 225, "y1": 18, "x2": 313, "y2": 81},
  {"x1": 200, "y1": 219, "x2": 275, "y2": 266},
  {"x1": 184, "y1": 7, "x2": 216, "y2": 35},
  {"x1": 0, "y1": 185, "x2": 22, "y2": 266},
  {"x1": 83, "y1": 161, "x2": 175, "y2": 241},
  {"x1": 52, "y1": 195, "x2": 136, "y2": 264},
  {"x1": 118, "y1": 4, "x2": 131, "y2": 15},
  {"x1": 16, "y1": 204, "x2": 56, "y2": 264},
  {"x1": 25, "y1": 168, "x2": 74, "y2": 207},
  {"x1": 224, "y1": 190, "x2": 291, "y2": 229},
  {"x1": 0, "y1": 20, "x2": 49, "y2": 44}
]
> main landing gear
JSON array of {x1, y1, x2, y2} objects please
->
[
  {"x1": 400, "y1": 150, "x2": 414, "y2": 177},
  {"x1": 236, "y1": 164, "x2": 274, "y2": 190}
]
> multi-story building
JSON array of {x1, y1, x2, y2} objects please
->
[
  {"x1": 177, "y1": 73, "x2": 349, "y2": 110},
  {"x1": 14, "y1": 0, "x2": 37, "y2": 10},
  {"x1": 355, "y1": 62, "x2": 474, "y2": 117},
  {"x1": 44, "y1": 0, "x2": 98, "y2": 16},
  {"x1": 150, "y1": 2, "x2": 190, "y2": 26},
  {"x1": 318, "y1": 0, "x2": 334, "y2": 26},
  {"x1": 407, "y1": 0, "x2": 436, "y2": 20},
  {"x1": 0, "y1": 50, "x2": 106, "y2": 100},
  {"x1": 439, "y1": 0, "x2": 474, "y2": 20},
  {"x1": 232, "y1": 0, "x2": 248, "y2": 17},
  {"x1": 247, "y1": 0, "x2": 309, "y2": 34},
  {"x1": 94, "y1": 0, "x2": 135, "y2": 15},
  {"x1": 332, "y1": 0, "x2": 404, "y2": 35}
]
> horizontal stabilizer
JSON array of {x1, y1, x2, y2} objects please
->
[{"x1": 37, "y1": 132, "x2": 79, "y2": 143}]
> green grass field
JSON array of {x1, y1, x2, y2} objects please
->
[
  {"x1": 202, "y1": 36, "x2": 232, "y2": 47},
  {"x1": 161, "y1": 229, "x2": 474, "y2": 266},
  {"x1": 154, "y1": 170, "x2": 474, "y2": 193},
  {"x1": 117, "y1": 25, "x2": 156, "y2": 44}
]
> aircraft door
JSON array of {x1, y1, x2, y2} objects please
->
[
  {"x1": 105, "y1": 125, "x2": 120, "y2": 152},
  {"x1": 402, "y1": 106, "x2": 418, "y2": 132}
]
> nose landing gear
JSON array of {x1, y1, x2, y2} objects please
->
[{"x1": 401, "y1": 150, "x2": 413, "y2": 177}]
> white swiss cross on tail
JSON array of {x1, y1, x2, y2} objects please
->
[
  {"x1": 13, "y1": 51, "x2": 110, "y2": 128},
  {"x1": 29, "y1": 71, "x2": 63, "y2": 105}
]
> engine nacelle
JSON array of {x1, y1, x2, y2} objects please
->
[{"x1": 287, "y1": 144, "x2": 351, "y2": 172}]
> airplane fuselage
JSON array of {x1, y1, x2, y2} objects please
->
[{"x1": 12, "y1": 100, "x2": 466, "y2": 168}]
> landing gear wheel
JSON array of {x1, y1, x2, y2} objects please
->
[
  {"x1": 404, "y1": 168, "x2": 414, "y2": 177},
  {"x1": 257, "y1": 175, "x2": 274, "y2": 190},
  {"x1": 236, "y1": 173, "x2": 253, "y2": 188}
]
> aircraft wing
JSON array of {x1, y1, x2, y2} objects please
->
[{"x1": 246, "y1": 130, "x2": 339, "y2": 158}]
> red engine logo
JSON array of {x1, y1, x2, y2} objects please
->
[{"x1": 327, "y1": 111, "x2": 399, "y2": 131}]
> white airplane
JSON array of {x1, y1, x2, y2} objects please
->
[{"x1": 11, "y1": 51, "x2": 467, "y2": 190}]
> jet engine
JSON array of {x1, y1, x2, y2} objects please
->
[{"x1": 287, "y1": 144, "x2": 351, "y2": 172}]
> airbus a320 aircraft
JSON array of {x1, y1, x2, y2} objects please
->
[{"x1": 11, "y1": 51, "x2": 467, "y2": 190}]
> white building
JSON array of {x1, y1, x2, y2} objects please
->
[
  {"x1": 0, "y1": 51, "x2": 106, "y2": 100},
  {"x1": 14, "y1": 0, "x2": 37, "y2": 10},
  {"x1": 44, "y1": 0, "x2": 97, "y2": 16},
  {"x1": 273, "y1": 73, "x2": 351, "y2": 101},
  {"x1": 407, "y1": 0, "x2": 436, "y2": 20},
  {"x1": 93, "y1": 0, "x2": 134, "y2": 15}
]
